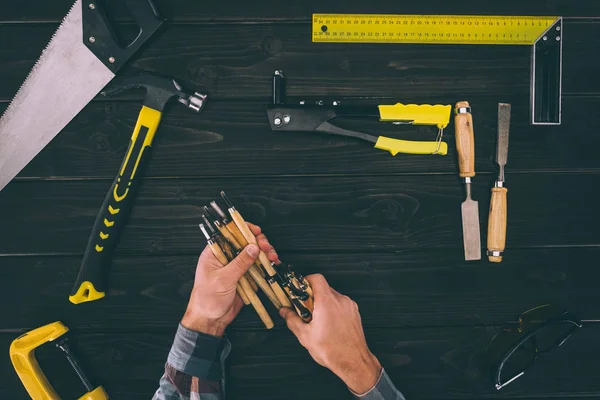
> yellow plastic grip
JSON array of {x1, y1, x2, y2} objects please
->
[
  {"x1": 69, "y1": 281, "x2": 105, "y2": 304},
  {"x1": 78, "y1": 386, "x2": 109, "y2": 400},
  {"x1": 10, "y1": 322, "x2": 69, "y2": 400},
  {"x1": 119, "y1": 105, "x2": 163, "y2": 180},
  {"x1": 374, "y1": 136, "x2": 448, "y2": 156},
  {"x1": 378, "y1": 103, "x2": 452, "y2": 129}
]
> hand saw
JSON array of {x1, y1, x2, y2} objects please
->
[{"x1": 0, "y1": 0, "x2": 163, "y2": 192}]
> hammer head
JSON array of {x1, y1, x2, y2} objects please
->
[{"x1": 102, "y1": 73, "x2": 207, "y2": 113}]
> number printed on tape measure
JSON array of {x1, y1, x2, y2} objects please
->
[{"x1": 312, "y1": 14, "x2": 559, "y2": 45}]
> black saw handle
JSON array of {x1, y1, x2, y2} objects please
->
[
  {"x1": 83, "y1": 0, "x2": 164, "y2": 73},
  {"x1": 69, "y1": 105, "x2": 163, "y2": 304}
]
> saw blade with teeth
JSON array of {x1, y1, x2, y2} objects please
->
[
  {"x1": 0, "y1": 0, "x2": 115, "y2": 191},
  {"x1": 0, "y1": 0, "x2": 164, "y2": 191}
]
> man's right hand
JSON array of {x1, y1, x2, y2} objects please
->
[{"x1": 279, "y1": 274, "x2": 382, "y2": 395}]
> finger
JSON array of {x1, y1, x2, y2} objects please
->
[
  {"x1": 305, "y1": 274, "x2": 331, "y2": 301},
  {"x1": 256, "y1": 233, "x2": 279, "y2": 262},
  {"x1": 279, "y1": 307, "x2": 306, "y2": 336},
  {"x1": 197, "y1": 245, "x2": 221, "y2": 270},
  {"x1": 232, "y1": 295, "x2": 245, "y2": 315},
  {"x1": 221, "y1": 244, "x2": 260, "y2": 284},
  {"x1": 247, "y1": 222, "x2": 262, "y2": 236}
]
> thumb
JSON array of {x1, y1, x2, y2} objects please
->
[
  {"x1": 279, "y1": 307, "x2": 306, "y2": 336},
  {"x1": 221, "y1": 244, "x2": 259, "y2": 283}
]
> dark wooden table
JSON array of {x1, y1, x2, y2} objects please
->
[{"x1": 1, "y1": 1, "x2": 599, "y2": 399}]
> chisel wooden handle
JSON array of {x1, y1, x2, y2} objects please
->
[
  {"x1": 454, "y1": 101, "x2": 475, "y2": 178},
  {"x1": 222, "y1": 223, "x2": 280, "y2": 304},
  {"x1": 487, "y1": 187, "x2": 508, "y2": 262},
  {"x1": 209, "y1": 242, "x2": 274, "y2": 329},
  {"x1": 229, "y1": 211, "x2": 293, "y2": 308}
]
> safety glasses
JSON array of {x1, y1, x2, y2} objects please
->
[{"x1": 484, "y1": 305, "x2": 582, "y2": 390}]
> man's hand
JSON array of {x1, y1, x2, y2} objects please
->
[
  {"x1": 279, "y1": 274, "x2": 382, "y2": 395},
  {"x1": 181, "y1": 223, "x2": 279, "y2": 337}
]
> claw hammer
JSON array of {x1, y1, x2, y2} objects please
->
[{"x1": 70, "y1": 74, "x2": 207, "y2": 304}]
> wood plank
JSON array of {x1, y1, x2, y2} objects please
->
[
  {"x1": 0, "y1": 248, "x2": 597, "y2": 330},
  {"x1": 1, "y1": 324, "x2": 597, "y2": 399},
  {"x1": 2, "y1": 0, "x2": 598, "y2": 22},
  {"x1": 0, "y1": 21, "x2": 597, "y2": 102},
  {"x1": 4, "y1": 95, "x2": 599, "y2": 180},
  {"x1": 0, "y1": 173, "x2": 598, "y2": 255}
]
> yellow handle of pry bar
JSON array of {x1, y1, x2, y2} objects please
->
[
  {"x1": 374, "y1": 136, "x2": 448, "y2": 156},
  {"x1": 10, "y1": 322, "x2": 69, "y2": 400},
  {"x1": 378, "y1": 103, "x2": 452, "y2": 129}
]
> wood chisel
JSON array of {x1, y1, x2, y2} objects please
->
[
  {"x1": 455, "y1": 101, "x2": 481, "y2": 261},
  {"x1": 488, "y1": 103, "x2": 511, "y2": 262},
  {"x1": 199, "y1": 223, "x2": 275, "y2": 329}
]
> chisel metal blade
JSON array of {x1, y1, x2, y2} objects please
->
[
  {"x1": 497, "y1": 103, "x2": 511, "y2": 179},
  {"x1": 462, "y1": 198, "x2": 481, "y2": 260}
]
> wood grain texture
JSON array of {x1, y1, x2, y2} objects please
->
[
  {"x1": 2, "y1": 1, "x2": 599, "y2": 398},
  {"x1": 0, "y1": 21, "x2": 598, "y2": 102},
  {"x1": 0, "y1": 248, "x2": 597, "y2": 330},
  {"x1": 0, "y1": 174, "x2": 598, "y2": 255},
  {"x1": 5, "y1": 95, "x2": 599, "y2": 180},
  {"x1": 1, "y1": 0, "x2": 598, "y2": 22},
  {"x1": 1, "y1": 324, "x2": 598, "y2": 400}
]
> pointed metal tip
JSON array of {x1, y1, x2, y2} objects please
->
[
  {"x1": 210, "y1": 201, "x2": 228, "y2": 220},
  {"x1": 201, "y1": 214, "x2": 215, "y2": 234},
  {"x1": 199, "y1": 224, "x2": 211, "y2": 240},
  {"x1": 220, "y1": 191, "x2": 234, "y2": 208}
]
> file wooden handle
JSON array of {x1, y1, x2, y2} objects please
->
[{"x1": 487, "y1": 187, "x2": 508, "y2": 262}]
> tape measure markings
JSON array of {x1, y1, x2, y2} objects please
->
[{"x1": 312, "y1": 14, "x2": 560, "y2": 45}]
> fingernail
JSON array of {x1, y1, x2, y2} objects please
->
[
  {"x1": 278, "y1": 308, "x2": 287, "y2": 318},
  {"x1": 246, "y1": 244, "x2": 259, "y2": 257}
]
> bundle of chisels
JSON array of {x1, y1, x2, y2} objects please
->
[{"x1": 200, "y1": 192, "x2": 314, "y2": 329}]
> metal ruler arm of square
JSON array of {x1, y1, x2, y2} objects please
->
[{"x1": 312, "y1": 14, "x2": 562, "y2": 125}]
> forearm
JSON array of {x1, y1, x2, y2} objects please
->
[
  {"x1": 153, "y1": 324, "x2": 231, "y2": 400},
  {"x1": 349, "y1": 368, "x2": 406, "y2": 400}
]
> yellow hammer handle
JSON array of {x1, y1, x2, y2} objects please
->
[
  {"x1": 487, "y1": 187, "x2": 508, "y2": 262},
  {"x1": 454, "y1": 101, "x2": 476, "y2": 178}
]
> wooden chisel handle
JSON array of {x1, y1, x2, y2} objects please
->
[
  {"x1": 229, "y1": 211, "x2": 293, "y2": 308},
  {"x1": 208, "y1": 242, "x2": 274, "y2": 329},
  {"x1": 454, "y1": 101, "x2": 475, "y2": 178},
  {"x1": 487, "y1": 187, "x2": 508, "y2": 262},
  {"x1": 222, "y1": 223, "x2": 280, "y2": 304}
]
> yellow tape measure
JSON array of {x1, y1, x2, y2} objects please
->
[{"x1": 312, "y1": 14, "x2": 560, "y2": 45}]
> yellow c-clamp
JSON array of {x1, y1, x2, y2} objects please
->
[{"x1": 10, "y1": 321, "x2": 108, "y2": 400}]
